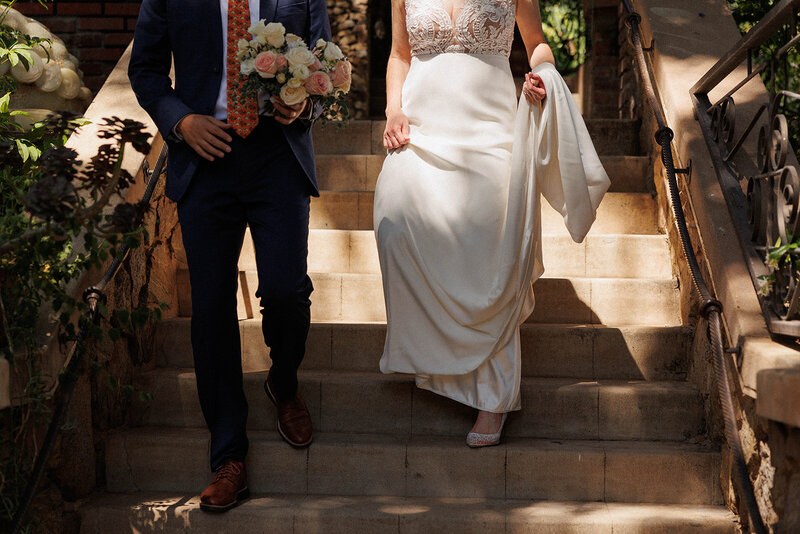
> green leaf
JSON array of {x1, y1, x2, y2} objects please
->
[
  {"x1": 117, "y1": 309, "x2": 131, "y2": 328},
  {"x1": 107, "y1": 328, "x2": 121, "y2": 342},
  {"x1": 89, "y1": 324, "x2": 104, "y2": 340}
]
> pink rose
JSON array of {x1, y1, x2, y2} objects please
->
[
  {"x1": 255, "y1": 51, "x2": 279, "y2": 78},
  {"x1": 331, "y1": 60, "x2": 352, "y2": 92},
  {"x1": 304, "y1": 71, "x2": 333, "y2": 96},
  {"x1": 274, "y1": 54, "x2": 288, "y2": 70},
  {"x1": 309, "y1": 58, "x2": 323, "y2": 72}
]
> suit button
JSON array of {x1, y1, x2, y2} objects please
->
[{"x1": 212, "y1": 66, "x2": 220, "y2": 73}]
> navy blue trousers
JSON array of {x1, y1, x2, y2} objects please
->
[{"x1": 177, "y1": 120, "x2": 314, "y2": 471}]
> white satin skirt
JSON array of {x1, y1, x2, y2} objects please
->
[{"x1": 374, "y1": 53, "x2": 540, "y2": 413}]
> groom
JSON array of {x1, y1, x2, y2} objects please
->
[{"x1": 129, "y1": 0, "x2": 331, "y2": 512}]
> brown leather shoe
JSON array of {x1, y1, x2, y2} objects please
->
[
  {"x1": 264, "y1": 371, "x2": 313, "y2": 448},
  {"x1": 199, "y1": 460, "x2": 249, "y2": 512}
]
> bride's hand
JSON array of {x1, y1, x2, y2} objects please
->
[
  {"x1": 522, "y1": 72, "x2": 546, "y2": 104},
  {"x1": 383, "y1": 110, "x2": 410, "y2": 150}
]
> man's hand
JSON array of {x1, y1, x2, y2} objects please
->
[
  {"x1": 273, "y1": 98, "x2": 309, "y2": 125},
  {"x1": 176, "y1": 114, "x2": 233, "y2": 161}
]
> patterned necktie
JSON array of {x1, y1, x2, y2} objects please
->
[{"x1": 227, "y1": 0, "x2": 258, "y2": 138}]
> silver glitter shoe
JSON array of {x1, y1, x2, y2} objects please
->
[{"x1": 466, "y1": 413, "x2": 508, "y2": 448}]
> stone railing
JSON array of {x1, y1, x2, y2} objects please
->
[
  {"x1": 1, "y1": 43, "x2": 178, "y2": 504},
  {"x1": 624, "y1": 0, "x2": 800, "y2": 529}
]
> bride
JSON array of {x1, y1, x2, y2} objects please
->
[{"x1": 374, "y1": 0, "x2": 609, "y2": 446}]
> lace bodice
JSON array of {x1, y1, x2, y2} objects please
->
[{"x1": 405, "y1": 0, "x2": 516, "y2": 57}]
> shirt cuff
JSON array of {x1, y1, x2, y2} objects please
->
[
  {"x1": 169, "y1": 117, "x2": 186, "y2": 142},
  {"x1": 301, "y1": 99, "x2": 314, "y2": 120}
]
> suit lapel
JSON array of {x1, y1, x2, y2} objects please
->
[
  {"x1": 206, "y1": 0, "x2": 224, "y2": 63},
  {"x1": 260, "y1": 0, "x2": 279, "y2": 22}
]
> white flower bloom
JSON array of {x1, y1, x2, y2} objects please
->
[
  {"x1": 264, "y1": 22, "x2": 286, "y2": 47},
  {"x1": 757, "y1": 278, "x2": 773, "y2": 297},
  {"x1": 280, "y1": 83, "x2": 308, "y2": 105},
  {"x1": 285, "y1": 46, "x2": 315, "y2": 68},
  {"x1": 289, "y1": 63, "x2": 310, "y2": 80},
  {"x1": 240, "y1": 58, "x2": 256, "y2": 75},
  {"x1": 286, "y1": 34, "x2": 306, "y2": 48},
  {"x1": 248, "y1": 20, "x2": 267, "y2": 37},
  {"x1": 316, "y1": 38, "x2": 327, "y2": 49},
  {"x1": 287, "y1": 76, "x2": 303, "y2": 88},
  {"x1": 277, "y1": 72, "x2": 286, "y2": 84},
  {"x1": 323, "y1": 42, "x2": 344, "y2": 61}
]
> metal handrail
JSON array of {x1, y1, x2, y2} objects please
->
[
  {"x1": 9, "y1": 143, "x2": 168, "y2": 534},
  {"x1": 691, "y1": 0, "x2": 800, "y2": 334},
  {"x1": 620, "y1": 1, "x2": 767, "y2": 532}
]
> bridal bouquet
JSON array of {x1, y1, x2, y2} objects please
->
[{"x1": 238, "y1": 21, "x2": 352, "y2": 122}]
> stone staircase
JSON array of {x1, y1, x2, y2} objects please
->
[{"x1": 79, "y1": 119, "x2": 738, "y2": 532}]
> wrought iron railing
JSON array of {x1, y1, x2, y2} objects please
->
[
  {"x1": 692, "y1": 0, "x2": 800, "y2": 336},
  {"x1": 621, "y1": 1, "x2": 767, "y2": 532},
  {"x1": 10, "y1": 144, "x2": 168, "y2": 534}
]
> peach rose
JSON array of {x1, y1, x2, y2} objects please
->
[
  {"x1": 275, "y1": 54, "x2": 288, "y2": 70},
  {"x1": 309, "y1": 58, "x2": 323, "y2": 72},
  {"x1": 331, "y1": 60, "x2": 352, "y2": 92},
  {"x1": 304, "y1": 71, "x2": 333, "y2": 96},
  {"x1": 255, "y1": 51, "x2": 279, "y2": 78},
  {"x1": 279, "y1": 84, "x2": 308, "y2": 105}
]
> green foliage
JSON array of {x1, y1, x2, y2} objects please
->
[
  {"x1": 0, "y1": 2, "x2": 164, "y2": 530},
  {"x1": 540, "y1": 0, "x2": 587, "y2": 76},
  {"x1": 727, "y1": 0, "x2": 800, "y2": 148}
]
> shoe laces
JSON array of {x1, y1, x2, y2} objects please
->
[{"x1": 213, "y1": 461, "x2": 242, "y2": 484}]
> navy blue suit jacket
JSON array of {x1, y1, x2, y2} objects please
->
[{"x1": 129, "y1": 0, "x2": 331, "y2": 202}]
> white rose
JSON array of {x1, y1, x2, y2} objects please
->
[
  {"x1": 287, "y1": 76, "x2": 303, "y2": 88},
  {"x1": 285, "y1": 46, "x2": 315, "y2": 68},
  {"x1": 323, "y1": 42, "x2": 343, "y2": 61},
  {"x1": 237, "y1": 38, "x2": 251, "y2": 59},
  {"x1": 249, "y1": 21, "x2": 270, "y2": 45},
  {"x1": 315, "y1": 38, "x2": 326, "y2": 49},
  {"x1": 240, "y1": 58, "x2": 256, "y2": 75},
  {"x1": 277, "y1": 72, "x2": 286, "y2": 84},
  {"x1": 289, "y1": 63, "x2": 310, "y2": 80},
  {"x1": 264, "y1": 22, "x2": 286, "y2": 47},
  {"x1": 285, "y1": 33, "x2": 305, "y2": 48},
  {"x1": 248, "y1": 20, "x2": 267, "y2": 37},
  {"x1": 279, "y1": 84, "x2": 308, "y2": 106}
]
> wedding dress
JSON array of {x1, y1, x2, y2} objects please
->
[{"x1": 374, "y1": 0, "x2": 610, "y2": 412}]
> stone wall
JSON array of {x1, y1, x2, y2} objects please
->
[
  {"x1": 326, "y1": 0, "x2": 369, "y2": 118},
  {"x1": 14, "y1": 0, "x2": 140, "y2": 92}
]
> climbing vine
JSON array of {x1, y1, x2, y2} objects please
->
[{"x1": 0, "y1": 1, "x2": 160, "y2": 531}]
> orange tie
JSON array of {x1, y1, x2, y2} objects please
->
[{"x1": 227, "y1": 0, "x2": 258, "y2": 138}]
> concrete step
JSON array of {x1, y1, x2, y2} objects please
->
[
  {"x1": 176, "y1": 270, "x2": 682, "y2": 325},
  {"x1": 310, "y1": 192, "x2": 660, "y2": 234},
  {"x1": 156, "y1": 319, "x2": 692, "y2": 381},
  {"x1": 312, "y1": 119, "x2": 641, "y2": 157},
  {"x1": 80, "y1": 493, "x2": 738, "y2": 533},
  {"x1": 135, "y1": 369, "x2": 704, "y2": 441},
  {"x1": 105, "y1": 428, "x2": 722, "y2": 504},
  {"x1": 241, "y1": 229, "x2": 672, "y2": 279},
  {"x1": 314, "y1": 154, "x2": 651, "y2": 193}
]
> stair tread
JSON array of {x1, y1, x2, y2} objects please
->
[
  {"x1": 81, "y1": 492, "x2": 738, "y2": 533},
  {"x1": 143, "y1": 366, "x2": 701, "y2": 391},
  {"x1": 107, "y1": 428, "x2": 721, "y2": 503},
  {"x1": 162, "y1": 316, "x2": 689, "y2": 329},
  {"x1": 115, "y1": 426, "x2": 717, "y2": 453}
]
